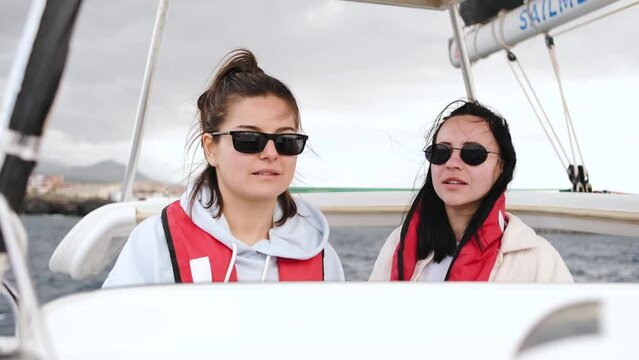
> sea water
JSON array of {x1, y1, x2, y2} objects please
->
[{"x1": 0, "y1": 214, "x2": 637, "y2": 335}]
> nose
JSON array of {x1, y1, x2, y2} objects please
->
[
  {"x1": 445, "y1": 148, "x2": 463, "y2": 169},
  {"x1": 259, "y1": 139, "x2": 278, "y2": 160}
]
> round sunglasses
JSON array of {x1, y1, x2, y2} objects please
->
[
  {"x1": 211, "y1": 131, "x2": 308, "y2": 156},
  {"x1": 424, "y1": 143, "x2": 499, "y2": 166}
]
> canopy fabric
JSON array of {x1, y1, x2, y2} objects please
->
[
  {"x1": 346, "y1": 0, "x2": 455, "y2": 10},
  {"x1": 460, "y1": 0, "x2": 523, "y2": 26}
]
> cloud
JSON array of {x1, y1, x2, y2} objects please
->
[{"x1": 2, "y1": 0, "x2": 639, "y2": 193}]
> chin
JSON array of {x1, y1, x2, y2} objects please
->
[
  {"x1": 247, "y1": 187, "x2": 289, "y2": 202},
  {"x1": 436, "y1": 191, "x2": 462, "y2": 205},
  {"x1": 440, "y1": 194, "x2": 480, "y2": 209}
]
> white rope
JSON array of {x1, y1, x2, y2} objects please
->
[
  {"x1": 552, "y1": 0, "x2": 639, "y2": 37},
  {"x1": 498, "y1": 10, "x2": 509, "y2": 50},
  {"x1": 520, "y1": 0, "x2": 583, "y2": 180},
  {"x1": 513, "y1": 58, "x2": 572, "y2": 164},
  {"x1": 490, "y1": 10, "x2": 510, "y2": 51},
  {"x1": 490, "y1": 8, "x2": 570, "y2": 172},
  {"x1": 506, "y1": 59, "x2": 569, "y2": 171},
  {"x1": 472, "y1": 24, "x2": 481, "y2": 58},
  {"x1": 546, "y1": 40, "x2": 586, "y2": 169}
]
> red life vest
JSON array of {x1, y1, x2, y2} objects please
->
[
  {"x1": 161, "y1": 201, "x2": 324, "y2": 282},
  {"x1": 391, "y1": 193, "x2": 506, "y2": 281}
]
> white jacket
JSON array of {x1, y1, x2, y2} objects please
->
[
  {"x1": 369, "y1": 213, "x2": 573, "y2": 282},
  {"x1": 104, "y1": 185, "x2": 345, "y2": 287}
]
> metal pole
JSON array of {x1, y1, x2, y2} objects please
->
[
  {"x1": 120, "y1": 0, "x2": 170, "y2": 202},
  {"x1": 448, "y1": 1, "x2": 476, "y2": 100},
  {"x1": 0, "y1": 197, "x2": 56, "y2": 359}
]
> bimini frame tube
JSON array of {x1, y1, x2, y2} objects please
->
[
  {"x1": 120, "y1": 0, "x2": 170, "y2": 202},
  {"x1": 449, "y1": 0, "x2": 620, "y2": 67},
  {"x1": 448, "y1": 1, "x2": 476, "y2": 100}
]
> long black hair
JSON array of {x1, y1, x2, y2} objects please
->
[
  {"x1": 189, "y1": 49, "x2": 301, "y2": 226},
  {"x1": 397, "y1": 100, "x2": 516, "y2": 279}
]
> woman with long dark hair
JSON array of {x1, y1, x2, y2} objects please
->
[
  {"x1": 370, "y1": 100, "x2": 572, "y2": 282},
  {"x1": 104, "y1": 49, "x2": 344, "y2": 286}
]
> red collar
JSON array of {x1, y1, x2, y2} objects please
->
[{"x1": 391, "y1": 194, "x2": 506, "y2": 281}]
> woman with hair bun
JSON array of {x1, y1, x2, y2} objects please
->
[
  {"x1": 370, "y1": 100, "x2": 572, "y2": 282},
  {"x1": 104, "y1": 49, "x2": 344, "y2": 286}
]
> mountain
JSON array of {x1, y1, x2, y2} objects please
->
[{"x1": 34, "y1": 160, "x2": 152, "y2": 183}]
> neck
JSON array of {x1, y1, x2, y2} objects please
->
[
  {"x1": 445, "y1": 204, "x2": 478, "y2": 242},
  {"x1": 222, "y1": 197, "x2": 277, "y2": 246}
]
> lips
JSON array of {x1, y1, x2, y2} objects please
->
[
  {"x1": 442, "y1": 177, "x2": 467, "y2": 185},
  {"x1": 252, "y1": 169, "x2": 281, "y2": 176}
]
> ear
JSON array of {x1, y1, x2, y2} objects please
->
[
  {"x1": 202, "y1": 133, "x2": 217, "y2": 166},
  {"x1": 493, "y1": 158, "x2": 504, "y2": 182}
]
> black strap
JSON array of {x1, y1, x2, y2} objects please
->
[{"x1": 161, "y1": 206, "x2": 182, "y2": 283}]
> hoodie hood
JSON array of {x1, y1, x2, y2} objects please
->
[{"x1": 179, "y1": 183, "x2": 329, "y2": 260}]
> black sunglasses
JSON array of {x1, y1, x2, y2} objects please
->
[
  {"x1": 211, "y1": 131, "x2": 308, "y2": 156},
  {"x1": 424, "y1": 143, "x2": 499, "y2": 166}
]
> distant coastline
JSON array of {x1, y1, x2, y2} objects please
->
[
  {"x1": 25, "y1": 175, "x2": 185, "y2": 216},
  {"x1": 24, "y1": 194, "x2": 113, "y2": 216},
  {"x1": 24, "y1": 159, "x2": 186, "y2": 215}
]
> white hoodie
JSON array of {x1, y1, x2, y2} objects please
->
[{"x1": 103, "y1": 185, "x2": 345, "y2": 287}]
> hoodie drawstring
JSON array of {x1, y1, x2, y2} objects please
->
[
  {"x1": 224, "y1": 242, "x2": 237, "y2": 283},
  {"x1": 223, "y1": 243, "x2": 271, "y2": 282},
  {"x1": 260, "y1": 255, "x2": 272, "y2": 282}
]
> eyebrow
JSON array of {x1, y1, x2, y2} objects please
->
[
  {"x1": 438, "y1": 141, "x2": 488, "y2": 147},
  {"x1": 235, "y1": 125, "x2": 297, "y2": 133}
]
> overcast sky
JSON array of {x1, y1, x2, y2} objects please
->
[{"x1": 1, "y1": 0, "x2": 638, "y2": 193}]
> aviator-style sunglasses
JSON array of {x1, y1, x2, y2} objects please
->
[
  {"x1": 424, "y1": 143, "x2": 499, "y2": 166},
  {"x1": 210, "y1": 131, "x2": 308, "y2": 156}
]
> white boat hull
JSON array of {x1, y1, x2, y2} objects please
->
[{"x1": 42, "y1": 282, "x2": 639, "y2": 359}]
